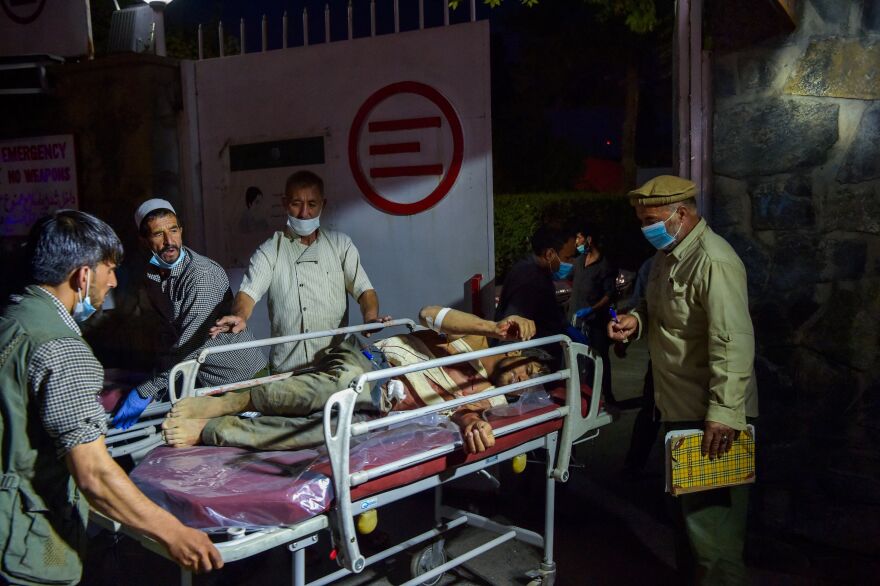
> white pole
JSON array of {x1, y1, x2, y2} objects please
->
[
  {"x1": 347, "y1": 1, "x2": 353, "y2": 40},
  {"x1": 419, "y1": 0, "x2": 424, "y2": 29},
  {"x1": 239, "y1": 18, "x2": 245, "y2": 54},
  {"x1": 261, "y1": 14, "x2": 267, "y2": 51},
  {"x1": 283, "y1": 10, "x2": 288, "y2": 48},
  {"x1": 394, "y1": 0, "x2": 399, "y2": 33},
  {"x1": 675, "y1": 0, "x2": 690, "y2": 178},
  {"x1": 325, "y1": 3, "x2": 331, "y2": 43},
  {"x1": 197, "y1": 24, "x2": 203, "y2": 60},
  {"x1": 303, "y1": 8, "x2": 309, "y2": 47},
  {"x1": 470, "y1": 0, "x2": 476, "y2": 22},
  {"x1": 218, "y1": 21, "x2": 224, "y2": 57},
  {"x1": 689, "y1": 0, "x2": 703, "y2": 190},
  {"x1": 370, "y1": 0, "x2": 376, "y2": 36},
  {"x1": 443, "y1": 0, "x2": 449, "y2": 26}
]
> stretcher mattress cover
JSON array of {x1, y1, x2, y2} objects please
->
[
  {"x1": 131, "y1": 383, "x2": 593, "y2": 531},
  {"x1": 131, "y1": 419, "x2": 460, "y2": 530}
]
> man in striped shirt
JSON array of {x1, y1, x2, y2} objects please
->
[
  {"x1": 210, "y1": 170, "x2": 389, "y2": 373},
  {"x1": 111, "y1": 199, "x2": 268, "y2": 430},
  {"x1": 0, "y1": 210, "x2": 221, "y2": 582}
]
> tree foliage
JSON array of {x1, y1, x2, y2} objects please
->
[{"x1": 586, "y1": 0, "x2": 659, "y2": 33}]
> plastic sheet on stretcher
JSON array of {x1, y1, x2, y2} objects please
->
[
  {"x1": 131, "y1": 387, "x2": 558, "y2": 531},
  {"x1": 131, "y1": 416, "x2": 461, "y2": 531}
]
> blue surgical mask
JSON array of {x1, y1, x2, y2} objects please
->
[
  {"x1": 553, "y1": 261, "x2": 574, "y2": 280},
  {"x1": 72, "y1": 270, "x2": 96, "y2": 323},
  {"x1": 641, "y1": 210, "x2": 682, "y2": 250},
  {"x1": 576, "y1": 244, "x2": 586, "y2": 255},
  {"x1": 287, "y1": 214, "x2": 320, "y2": 237},
  {"x1": 149, "y1": 247, "x2": 186, "y2": 270}
]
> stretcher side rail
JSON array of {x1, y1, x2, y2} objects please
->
[
  {"x1": 104, "y1": 320, "x2": 418, "y2": 461},
  {"x1": 90, "y1": 510, "x2": 329, "y2": 565},
  {"x1": 556, "y1": 339, "x2": 611, "y2": 481},
  {"x1": 324, "y1": 333, "x2": 608, "y2": 574},
  {"x1": 168, "y1": 318, "x2": 419, "y2": 403}
]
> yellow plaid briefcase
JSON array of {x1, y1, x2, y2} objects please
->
[{"x1": 665, "y1": 425, "x2": 755, "y2": 496}]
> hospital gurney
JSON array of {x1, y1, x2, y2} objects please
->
[
  {"x1": 100, "y1": 319, "x2": 420, "y2": 461},
  {"x1": 92, "y1": 328, "x2": 614, "y2": 586}
]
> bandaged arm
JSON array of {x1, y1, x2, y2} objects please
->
[{"x1": 419, "y1": 306, "x2": 535, "y2": 341}]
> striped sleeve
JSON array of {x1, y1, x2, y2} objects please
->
[
  {"x1": 338, "y1": 234, "x2": 374, "y2": 300},
  {"x1": 239, "y1": 233, "x2": 279, "y2": 304}
]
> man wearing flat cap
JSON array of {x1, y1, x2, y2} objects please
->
[
  {"x1": 111, "y1": 199, "x2": 268, "y2": 429},
  {"x1": 608, "y1": 175, "x2": 758, "y2": 584}
]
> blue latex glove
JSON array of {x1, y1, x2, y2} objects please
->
[
  {"x1": 565, "y1": 325, "x2": 588, "y2": 345},
  {"x1": 574, "y1": 307, "x2": 593, "y2": 319},
  {"x1": 111, "y1": 388, "x2": 152, "y2": 430}
]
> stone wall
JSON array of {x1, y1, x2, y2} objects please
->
[{"x1": 712, "y1": 0, "x2": 879, "y2": 554}]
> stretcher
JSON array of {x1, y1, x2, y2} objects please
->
[
  {"x1": 92, "y1": 325, "x2": 614, "y2": 586},
  {"x1": 100, "y1": 319, "x2": 420, "y2": 461}
]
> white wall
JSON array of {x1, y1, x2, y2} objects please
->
[{"x1": 184, "y1": 22, "x2": 494, "y2": 327}]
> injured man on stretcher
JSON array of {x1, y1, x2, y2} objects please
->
[{"x1": 161, "y1": 306, "x2": 554, "y2": 454}]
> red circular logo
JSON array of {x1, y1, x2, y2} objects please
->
[
  {"x1": 1, "y1": 0, "x2": 46, "y2": 24},
  {"x1": 348, "y1": 81, "x2": 464, "y2": 216}
]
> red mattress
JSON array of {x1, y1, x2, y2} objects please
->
[{"x1": 131, "y1": 383, "x2": 595, "y2": 531}]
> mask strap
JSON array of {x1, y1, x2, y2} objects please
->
[{"x1": 78, "y1": 267, "x2": 91, "y2": 302}]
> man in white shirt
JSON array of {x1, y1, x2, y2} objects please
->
[{"x1": 211, "y1": 170, "x2": 389, "y2": 373}]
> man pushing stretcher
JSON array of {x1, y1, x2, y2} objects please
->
[{"x1": 162, "y1": 307, "x2": 554, "y2": 454}]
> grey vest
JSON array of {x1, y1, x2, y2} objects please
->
[{"x1": 0, "y1": 286, "x2": 90, "y2": 585}]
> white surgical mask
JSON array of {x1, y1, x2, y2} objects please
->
[
  {"x1": 72, "y1": 269, "x2": 96, "y2": 323},
  {"x1": 287, "y1": 214, "x2": 321, "y2": 237}
]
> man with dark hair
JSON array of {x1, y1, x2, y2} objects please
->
[
  {"x1": 212, "y1": 170, "x2": 388, "y2": 374},
  {"x1": 0, "y1": 210, "x2": 221, "y2": 583},
  {"x1": 494, "y1": 225, "x2": 576, "y2": 365},
  {"x1": 569, "y1": 223, "x2": 617, "y2": 403},
  {"x1": 111, "y1": 199, "x2": 267, "y2": 430},
  {"x1": 608, "y1": 175, "x2": 758, "y2": 584},
  {"x1": 164, "y1": 307, "x2": 550, "y2": 455}
]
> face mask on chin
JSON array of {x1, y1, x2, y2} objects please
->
[
  {"x1": 288, "y1": 215, "x2": 320, "y2": 237},
  {"x1": 72, "y1": 269, "x2": 96, "y2": 323},
  {"x1": 149, "y1": 247, "x2": 186, "y2": 270},
  {"x1": 641, "y1": 209, "x2": 683, "y2": 250},
  {"x1": 576, "y1": 244, "x2": 586, "y2": 255}
]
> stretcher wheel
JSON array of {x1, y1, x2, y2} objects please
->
[{"x1": 410, "y1": 541, "x2": 446, "y2": 586}]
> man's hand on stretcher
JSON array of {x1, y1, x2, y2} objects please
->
[
  {"x1": 494, "y1": 315, "x2": 535, "y2": 341},
  {"x1": 454, "y1": 411, "x2": 495, "y2": 454}
]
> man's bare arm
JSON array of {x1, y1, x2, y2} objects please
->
[
  {"x1": 358, "y1": 289, "x2": 392, "y2": 337},
  {"x1": 419, "y1": 306, "x2": 535, "y2": 341},
  {"x1": 66, "y1": 438, "x2": 223, "y2": 573},
  {"x1": 209, "y1": 291, "x2": 256, "y2": 338}
]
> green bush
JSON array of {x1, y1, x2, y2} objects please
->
[{"x1": 494, "y1": 191, "x2": 653, "y2": 282}]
